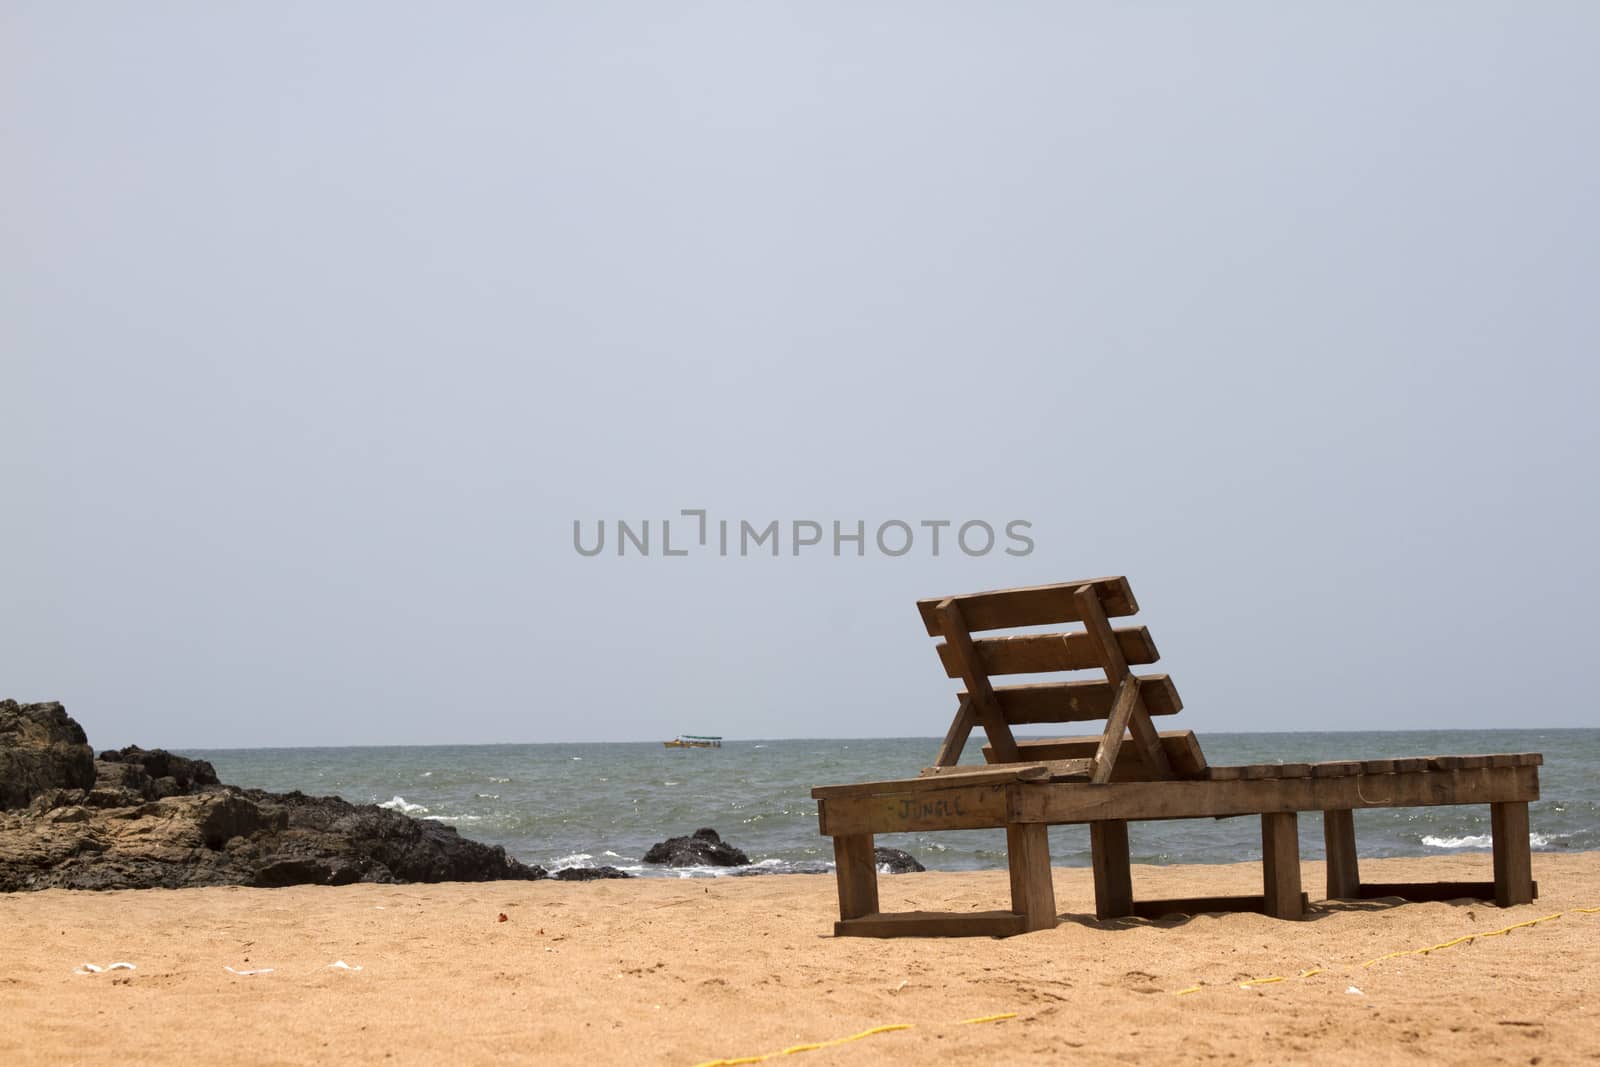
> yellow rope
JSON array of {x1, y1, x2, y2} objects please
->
[
  {"x1": 1174, "y1": 902, "x2": 1596, "y2": 996},
  {"x1": 692, "y1": 1012, "x2": 1013, "y2": 1066}
]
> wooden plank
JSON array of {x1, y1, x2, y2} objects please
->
[
  {"x1": 1090, "y1": 820, "x2": 1133, "y2": 919},
  {"x1": 1133, "y1": 893, "x2": 1310, "y2": 919},
  {"x1": 932, "y1": 697, "x2": 976, "y2": 767},
  {"x1": 1323, "y1": 809, "x2": 1361, "y2": 899},
  {"x1": 1010, "y1": 766, "x2": 1540, "y2": 826},
  {"x1": 817, "y1": 782, "x2": 1014, "y2": 836},
  {"x1": 834, "y1": 911, "x2": 1029, "y2": 939},
  {"x1": 1310, "y1": 761, "x2": 1364, "y2": 778},
  {"x1": 1261, "y1": 812, "x2": 1303, "y2": 919},
  {"x1": 985, "y1": 731, "x2": 1207, "y2": 779},
  {"x1": 1090, "y1": 676, "x2": 1140, "y2": 784},
  {"x1": 1075, "y1": 583, "x2": 1131, "y2": 677},
  {"x1": 916, "y1": 763, "x2": 1053, "y2": 783},
  {"x1": 972, "y1": 675, "x2": 1183, "y2": 723},
  {"x1": 1491, "y1": 800, "x2": 1534, "y2": 907},
  {"x1": 832, "y1": 834, "x2": 878, "y2": 920},
  {"x1": 916, "y1": 576, "x2": 1137, "y2": 636},
  {"x1": 1076, "y1": 583, "x2": 1173, "y2": 780},
  {"x1": 938, "y1": 599, "x2": 1021, "y2": 763},
  {"x1": 1214, "y1": 762, "x2": 1316, "y2": 781},
  {"x1": 934, "y1": 627, "x2": 1159, "y2": 678},
  {"x1": 814, "y1": 763, "x2": 1049, "y2": 800},
  {"x1": 1006, "y1": 823, "x2": 1057, "y2": 932},
  {"x1": 823, "y1": 765, "x2": 1543, "y2": 837},
  {"x1": 1360, "y1": 881, "x2": 1537, "y2": 904}
]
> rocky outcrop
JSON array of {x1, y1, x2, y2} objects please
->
[
  {"x1": 0, "y1": 702, "x2": 548, "y2": 892},
  {"x1": 874, "y1": 846, "x2": 925, "y2": 873},
  {"x1": 0, "y1": 701, "x2": 96, "y2": 809},
  {"x1": 643, "y1": 827, "x2": 750, "y2": 868}
]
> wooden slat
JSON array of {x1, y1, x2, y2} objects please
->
[
  {"x1": 932, "y1": 697, "x2": 976, "y2": 767},
  {"x1": 971, "y1": 675, "x2": 1183, "y2": 723},
  {"x1": 1091, "y1": 820, "x2": 1133, "y2": 919},
  {"x1": 1076, "y1": 582, "x2": 1131, "y2": 677},
  {"x1": 1006, "y1": 823, "x2": 1057, "y2": 932},
  {"x1": 820, "y1": 765, "x2": 1542, "y2": 837},
  {"x1": 1132, "y1": 893, "x2": 1310, "y2": 919},
  {"x1": 933, "y1": 627, "x2": 1159, "y2": 678},
  {"x1": 917, "y1": 576, "x2": 1137, "y2": 636},
  {"x1": 816, "y1": 783, "x2": 1015, "y2": 835},
  {"x1": 1491, "y1": 800, "x2": 1534, "y2": 907},
  {"x1": 986, "y1": 731, "x2": 1208, "y2": 779},
  {"x1": 1076, "y1": 583, "x2": 1173, "y2": 781},
  {"x1": 1009, "y1": 766, "x2": 1540, "y2": 826},
  {"x1": 813, "y1": 763, "x2": 1048, "y2": 800},
  {"x1": 1261, "y1": 812, "x2": 1303, "y2": 919},
  {"x1": 1213, "y1": 756, "x2": 1540, "y2": 782},
  {"x1": 835, "y1": 911, "x2": 1029, "y2": 939},
  {"x1": 1324, "y1": 809, "x2": 1360, "y2": 899},
  {"x1": 1090, "y1": 676, "x2": 1140, "y2": 784},
  {"x1": 1359, "y1": 881, "x2": 1537, "y2": 903},
  {"x1": 938, "y1": 599, "x2": 1021, "y2": 762},
  {"x1": 832, "y1": 834, "x2": 878, "y2": 920}
]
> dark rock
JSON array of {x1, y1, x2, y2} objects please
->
[
  {"x1": 643, "y1": 827, "x2": 750, "y2": 868},
  {"x1": 99, "y1": 746, "x2": 220, "y2": 794},
  {"x1": 0, "y1": 701, "x2": 550, "y2": 891},
  {"x1": 874, "y1": 846, "x2": 926, "y2": 874},
  {"x1": 552, "y1": 865, "x2": 631, "y2": 881},
  {"x1": 0, "y1": 701, "x2": 96, "y2": 809}
]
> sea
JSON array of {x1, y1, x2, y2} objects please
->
[{"x1": 186, "y1": 730, "x2": 1600, "y2": 879}]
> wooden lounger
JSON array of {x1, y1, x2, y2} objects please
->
[{"x1": 810, "y1": 577, "x2": 1541, "y2": 937}]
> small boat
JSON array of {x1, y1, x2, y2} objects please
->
[{"x1": 663, "y1": 735, "x2": 723, "y2": 749}]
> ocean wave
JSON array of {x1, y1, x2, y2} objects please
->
[
  {"x1": 377, "y1": 796, "x2": 428, "y2": 815},
  {"x1": 422, "y1": 814, "x2": 481, "y2": 823},
  {"x1": 1421, "y1": 832, "x2": 1557, "y2": 849},
  {"x1": 549, "y1": 852, "x2": 593, "y2": 871}
]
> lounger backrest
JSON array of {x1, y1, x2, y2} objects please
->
[{"x1": 917, "y1": 576, "x2": 1186, "y2": 782}]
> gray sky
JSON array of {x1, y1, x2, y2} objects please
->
[{"x1": 5, "y1": 3, "x2": 1596, "y2": 748}]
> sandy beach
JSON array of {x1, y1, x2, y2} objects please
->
[{"x1": 3, "y1": 852, "x2": 1596, "y2": 1066}]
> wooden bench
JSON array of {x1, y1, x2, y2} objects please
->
[{"x1": 811, "y1": 577, "x2": 1541, "y2": 937}]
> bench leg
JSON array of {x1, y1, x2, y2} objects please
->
[
  {"x1": 1261, "y1": 812, "x2": 1304, "y2": 919},
  {"x1": 832, "y1": 833, "x2": 879, "y2": 920},
  {"x1": 1323, "y1": 809, "x2": 1361, "y2": 900},
  {"x1": 1091, "y1": 820, "x2": 1134, "y2": 919},
  {"x1": 1006, "y1": 823, "x2": 1057, "y2": 932},
  {"x1": 1491, "y1": 801, "x2": 1534, "y2": 907}
]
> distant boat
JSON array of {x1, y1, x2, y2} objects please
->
[{"x1": 663, "y1": 735, "x2": 723, "y2": 749}]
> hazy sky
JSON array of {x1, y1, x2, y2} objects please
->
[{"x1": 5, "y1": 3, "x2": 1596, "y2": 748}]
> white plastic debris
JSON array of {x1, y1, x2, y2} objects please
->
[
  {"x1": 74, "y1": 962, "x2": 135, "y2": 975},
  {"x1": 1346, "y1": 986, "x2": 1364, "y2": 996},
  {"x1": 328, "y1": 960, "x2": 363, "y2": 971},
  {"x1": 224, "y1": 966, "x2": 275, "y2": 976}
]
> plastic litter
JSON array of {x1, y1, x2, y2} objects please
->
[
  {"x1": 74, "y1": 962, "x2": 135, "y2": 975},
  {"x1": 224, "y1": 966, "x2": 275, "y2": 976},
  {"x1": 1346, "y1": 986, "x2": 1364, "y2": 996},
  {"x1": 328, "y1": 960, "x2": 363, "y2": 971}
]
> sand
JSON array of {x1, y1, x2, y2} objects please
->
[{"x1": 2, "y1": 852, "x2": 1597, "y2": 1066}]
